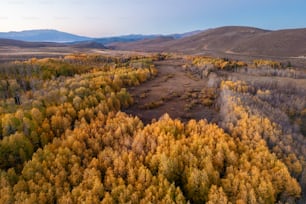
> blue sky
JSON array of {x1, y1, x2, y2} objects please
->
[{"x1": 1, "y1": 0, "x2": 306, "y2": 37}]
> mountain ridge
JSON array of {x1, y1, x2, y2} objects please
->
[
  {"x1": 2, "y1": 26, "x2": 306, "y2": 57},
  {"x1": 0, "y1": 29, "x2": 201, "y2": 44},
  {"x1": 0, "y1": 29, "x2": 92, "y2": 43},
  {"x1": 111, "y1": 26, "x2": 306, "y2": 57}
]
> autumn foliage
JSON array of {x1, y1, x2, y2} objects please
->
[{"x1": 0, "y1": 54, "x2": 304, "y2": 203}]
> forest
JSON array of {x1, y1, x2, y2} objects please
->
[{"x1": 0, "y1": 53, "x2": 305, "y2": 203}]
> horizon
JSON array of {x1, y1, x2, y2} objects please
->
[
  {"x1": 2, "y1": 25, "x2": 306, "y2": 39},
  {"x1": 1, "y1": 0, "x2": 306, "y2": 38}
]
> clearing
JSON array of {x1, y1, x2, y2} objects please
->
[{"x1": 124, "y1": 58, "x2": 219, "y2": 124}]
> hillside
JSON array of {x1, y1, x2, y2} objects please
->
[
  {"x1": 111, "y1": 26, "x2": 306, "y2": 57},
  {"x1": 0, "y1": 38, "x2": 66, "y2": 47},
  {"x1": 94, "y1": 34, "x2": 161, "y2": 45},
  {"x1": 108, "y1": 36, "x2": 175, "y2": 51},
  {"x1": 0, "y1": 29, "x2": 92, "y2": 43},
  {"x1": 0, "y1": 29, "x2": 203, "y2": 46},
  {"x1": 0, "y1": 38, "x2": 105, "y2": 49},
  {"x1": 231, "y1": 28, "x2": 306, "y2": 56}
]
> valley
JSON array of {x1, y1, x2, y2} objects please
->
[{"x1": 0, "y1": 26, "x2": 306, "y2": 203}]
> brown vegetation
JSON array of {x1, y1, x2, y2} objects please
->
[{"x1": 111, "y1": 26, "x2": 306, "y2": 58}]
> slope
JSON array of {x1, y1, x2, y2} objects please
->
[
  {"x1": 0, "y1": 29, "x2": 92, "y2": 43},
  {"x1": 112, "y1": 26, "x2": 306, "y2": 57}
]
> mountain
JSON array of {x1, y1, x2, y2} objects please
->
[
  {"x1": 111, "y1": 26, "x2": 306, "y2": 57},
  {"x1": 94, "y1": 31, "x2": 203, "y2": 45},
  {"x1": 107, "y1": 36, "x2": 175, "y2": 51},
  {"x1": 94, "y1": 34, "x2": 161, "y2": 45},
  {"x1": 0, "y1": 30, "x2": 159, "y2": 44},
  {"x1": 3, "y1": 26, "x2": 305, "y2": 57},
  {"x1": 165, "y1": 26, "x2": 269, "y2": 53},
  {"x1": 0, "y1": 38, "x2": 66, "y2": 47},
  {"x1": 0, "y1": 29, "x2": 92, "y2": 43},
  {"x1": 94, "y1": 31, "x2": 202, "y2": 45},
  {"x1": 0, "y1": 38, "x2": 106, "y2": 49},
  {"x1": 170, "y1": 30, "x2": 203, "y2": 39},
  {"x1": 0, "y1": 29, "x2": 202, "y2": 46}
]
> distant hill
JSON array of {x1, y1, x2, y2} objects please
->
[
  {"x1": 94, "y1": 31, "x2": 202, "y2": 45},
  {"x1": 0, "y1": 29, "x2": 92, "y2": 43},
  {"x1": 0, "y1": 38, "x2": 105, "y2": 49},
  {"x1": 170, "y1": 30, "x2": 203, "y2": 39},
  {"x1": 111, "y1": 26, "x2": 306, "y2": 57},
  {"x1": 0, "y1": 30, "x2": 160, "y2": 44},
  {"x1": 0, "y1": 29, "x2": 202, "y2": 45},
  {"x1": 107, "y1": 36, "x2": 175, "y2": 51},
  {"x1": 70, "y1": 41, "x2": 106, "y2": 49},
  {"x1": 0, "y1": 38, "x2": 66, "y2": 47},
  {"x1": 94, "y1": 34, "x2": 161, "y2": 45},
  {"x1": 4, "y1": 27, "x2": 305, "y2": 57}
]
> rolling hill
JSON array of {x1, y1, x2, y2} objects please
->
[
  {"x1": 2, "y1": 27, "x2": 306, "y2": 57},
  {"x1": 94, "y1": 34, "x2": 161, "y2": 45},
  {"x1": 0, "y1": 38, "x2": 67, "y2": 47},
  {"x1": 0, "y1": 30, "x2": 162, "y2": 44},
  {"x1": 0, "y1": 29, "x2": 92, "y2": 43},
  {"x1": 111, "y1": 26, "x2": 306, "y2": 57},
  {"x1": 0, "y1": 38, "x2": 105, "y2": 49},
  {"x1": 0, "y1": 29, "x2": 202, "y2": 45}
]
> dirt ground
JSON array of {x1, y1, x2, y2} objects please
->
[{"x1": 124, "y1": 58, "x2": 219, "y2": 124}]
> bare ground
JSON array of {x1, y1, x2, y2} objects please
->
[{"x1": 123, "y1": 58, "x2": 219, "y2": 124}]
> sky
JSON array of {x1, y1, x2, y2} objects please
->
[{"x1": 1, "y1": 0, "x2": 306, "y2": 37}]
